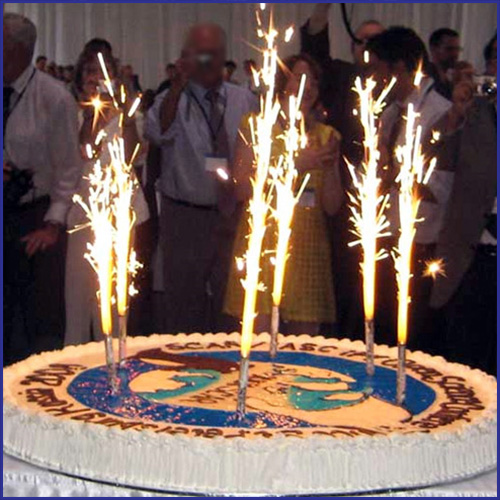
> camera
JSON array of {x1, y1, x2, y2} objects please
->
[{"x1": 473, "y1": 75, "x2": 497, "y2": 98}]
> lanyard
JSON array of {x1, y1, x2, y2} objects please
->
[
  {"x1": 8, "y1": 68, "x2": 37, "y2": 120},
  {"x1": 188, "y1": 88, "x2": 227, "y2": 153}
]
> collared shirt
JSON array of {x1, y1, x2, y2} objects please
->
[
  {"x1": 4, "y1": 65, "x2": 83, "y2": 224},
  {"x1": 381, "y1": 78, "x2": 453, "y2": 244},
  {"x1": 145, "y1": 81, "x2": 258, "y2": 206}
]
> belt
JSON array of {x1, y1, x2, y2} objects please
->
[
  {"x1": 477, "y1": 244, "x2": 497, "y2": 257},
  {"x1": 164, "y1": 195, "x2": 218, "y2": 212}
]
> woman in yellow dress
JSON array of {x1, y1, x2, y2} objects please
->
[{"x1": 224, "y1": 54, "x2": 344, "y2": 335}]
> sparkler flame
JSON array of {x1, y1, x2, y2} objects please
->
[
  {"x1": 423, "y1": 258, "x2": 445, "y2": 279},
  {"x1": 392, "y1": 103, "x2": 437, "y2": 345},
  {"x1": 347, "y1": 76, "x2": 394, "y2": 322}
]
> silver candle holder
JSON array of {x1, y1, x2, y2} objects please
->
[
  {"x1": 118, "y1": 314, "x2": 127, "y2": 367},
  {"x1": 104, "y1": 334, "x2": 118, "y2": 392},
  {"x1": 269, "y1": 304, "x2": 279, "y2": 359},
  {"x1": 236, "y1": 356, "x2": 250, "y2": 417},
  {"x1": 364, "y1": 318, "x2": 375, "y2": 376},
  {"x1": 396, "y1": 343, "x2": 406, "y2": 405}
]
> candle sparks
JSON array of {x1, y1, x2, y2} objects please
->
[
  {"x1": 239, "y1": 11, "x2": 281, "y2": 359},
  {"x1": 423, "y1": 258, "x2": 445, "y2": 279},
  {"x1": 347, "y1": 76, "x2": 394, "y2": 323},
  {"x1": 270, "y1": 81, "x2": 309, "y2": 315},
  {"x1": 392, "y1": 103, "x2": 437, "y2": 345},
  {"x1": 284, "y1": 26, "x2": 294, "y2": 43}
]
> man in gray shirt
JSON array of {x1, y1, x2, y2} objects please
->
[{"x1": 145, "y1": 23, "x2": 257, "y2": 334}]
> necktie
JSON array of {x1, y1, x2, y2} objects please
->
[
  {"x1": 205, "y1": 89, "x2": 234, "y2": 216},
  {"x1": 3, "y1": 86, "x2": 14, "y2": 140},
  {"x1": 205, "y1": 89, "x2": 229, "y2": 157}
]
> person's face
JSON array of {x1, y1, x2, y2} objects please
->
[
  {"x1": 166, "y1": 66, "x2": 176, "y2": 80},
  {"x1": 185, "y1": 27, "x2": 225, "y2": 88},
  {"x1": 284, "y1": 60, "x2": 319, "y2": 116},
  {"x1": 3, "y1": 27, "x2": 31, "y2": 84},
  {"x1": 433, "y1": 35, "x2": 461, "y2": 69},
  {"x1": 36, "y1": 59, "x2": 47, "y2": 72},
  {"x1": 82, "y1": 58, "x2": 114, "y2": 98},
  {"x1": 352, "y1": 23, "x2": 384, "y2": 66}
]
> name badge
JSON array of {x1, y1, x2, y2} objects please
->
[
  {"x1": 298, "y1": 188, "x2": 316, "y2": 208},
  {"x1": 205, "y1": 155, "x2": 229, "y2": 175}
]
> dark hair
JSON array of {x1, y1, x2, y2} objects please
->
[
  {"x1": 73, "y1": 48, "x2": 118, "y2": 96},
  {"x1": 429, "y1": 28, "x2": 459, "y2": 48},
  {"x1": 367, "y1": 26, "x2": 429, "y2": 73},
  {"x1": 36, "y1": 55, "x2": 47, "y2": 63},
  {"x1": 83, "y1": 38, "x2": 113, "y2": 56},
  {"x1": 275, "y1": 53, "x2": 322, "y2": 105},
  {"x1": 484, "y1": 34, "x2": 497, "y2": 62},
  {"x1": 166, "y1": 63, "x2": 176, "y2": 70},
  {"x1": 225, "y1": 60, "x2": 237, "y2": 70}
]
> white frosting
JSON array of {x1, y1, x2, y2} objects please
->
[{"x1": 3, "y1": 333, "x2": 497, "y2": 495}]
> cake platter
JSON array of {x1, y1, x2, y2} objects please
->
[{"x1": 3, "y1": 333, "x2": 497, "y2": 496}]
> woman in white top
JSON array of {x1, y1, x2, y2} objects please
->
[{"x1": 65, "y1": 47, "x2": 148, "y2": 346}]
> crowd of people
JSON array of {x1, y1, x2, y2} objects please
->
[{"x1": 3, "y1": 4, "x2": 497, "y2": 376}]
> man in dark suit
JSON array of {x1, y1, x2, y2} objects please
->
[
  {"x1": 300, "y1": 3, "x2": 384, "y2": 339},
  {"x1": 430, "y1": 95, "x2": 497, "y2": 375}
]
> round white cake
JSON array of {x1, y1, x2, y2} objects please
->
[{"x1": 3, "y1": 333, "x2": 497, "y2": 495}]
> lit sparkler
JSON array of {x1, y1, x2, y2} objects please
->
[
  {"x1": 347, "y1": 75, "x2": 395, "y2": 375},
  {"x1": 423, "y1": 258, "x2": 445, "y2": 279},
  {"x1": 108, "y1": 137, "x2": 142, "y2": 365},
  {"x1": 72, "y1": 162, "x2": 117, "y2": 390},
  {"x1": 269, "y1": 78, "x2": 309, "y2": 358},
  {"x1": 392, "y1": 103, "x2": 437, "y2": 405},
  {"x1": 237, "y1": 9, "x2": 282, "y2": 417}
]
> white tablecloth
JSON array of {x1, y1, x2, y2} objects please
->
[{"x1": 3, "y1": 453, "x2": 497, "y2": 497}]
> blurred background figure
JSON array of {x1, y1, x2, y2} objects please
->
[
  {"x1": 483, "y1": 34, "x2": 497, "y2": 77},
  {"x1": 35, "y1": 55, "x2": 47, "y2": 72},
  {"x1": 157, "y1": 63, "x2": 177, "y2": 95},
  {"x1": 4, "y1": 13, "x2": 83, "y2": 364},
  {"x1": 428, "y1": 28, "x2": 461, "y2": 99},
  {"x1": 223, "y1": 60, "x2": 238, "y2": 84},
  {"x1": 121, "y1": 63, "x2": 142, "y2": 94}
]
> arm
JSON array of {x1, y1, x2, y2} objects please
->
[
  {"x1": 300, "y1": 3, "x2": 333, "y2": 65},
  {"x1": 319, "y1": 131, "x2": 343, "y2": 216}
]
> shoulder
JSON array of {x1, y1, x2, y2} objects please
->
[
  {"x1": 314, "y1": 122, "x2": 341, "y2": 143},
  {"x1": 225, "y1": 82, "x2": 256, "y2": 101},
  {"x1": 36, "y1": 71, "x2": 78, "y2": 112}
]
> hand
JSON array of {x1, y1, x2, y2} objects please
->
[
  {"x1": 3, "y1": 162, "x2": 12, "y2": 183},
  {"x1": 295, "y1": 131, "x2": 339, "y2": 173},
  {"x1": 171, "y1": 55, "x2": 192, "y2": 93},
  {"x1": 444, "y1": 79, "x2": 474, "y2": 132},
  {"x1": 21, "y1": 223, "x2": 62, "y2": 257}
]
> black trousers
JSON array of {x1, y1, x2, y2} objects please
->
[
  {"x1": 4, "y1": 198, "x2": 66, "y2": 365},
  {"x1": 433, "y1": 247, "x2": 497, "y2": 375}
]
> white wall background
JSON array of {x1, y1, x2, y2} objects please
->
[{"x1": 5, "y1": 3, "x2": 497, "y2": 90}]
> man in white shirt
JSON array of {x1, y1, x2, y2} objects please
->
[
  {"x1": 145, "y1": 23, "x2": 257, "y2": 334},
  {"x1": 365, "y1": 27, "x2": 452, "y2": 347},
  {"x1": 3, "y1": 13, "x2": 83, "y2": 364}
]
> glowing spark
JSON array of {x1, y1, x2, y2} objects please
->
[
  {"x1": 127, "y1": 96, "x2": 141, "y2": 118},
  {"x1": 97, "y1": 52, "x2": 115, "y2": 100},
  {"x1": 423, "y1": 259, "x2": 445, "y2": 279},
  {"x1": 392, "y1": 103, "x2": 437, "y2": 345},
  {"x1": 260, "y1": 3, "x2": 266, "y2": 10},
  {"x1": 239, "y1": 10, "x2": 281, "y2": 358},
  {"x1": 94, "y1": 129, "x2": 107, "y2": 146},
  {"x1": 347, "y1": 76, "x2": 393, "y2": 323},
  {"x1": 284, "y1": 26, "x2": 294, "y2": 43},
  {"x1": 364, "y1": 50, "x2": 370, "y2": 64},
  {"x1": 430, "y1": 130, "x2": 441, "y2": 144},
  {"x1": 72, "y1": 162, "x2": 114, "y2": 335},
  {"x1": 85, "y1": 144, "x2": 94, "y2": 159},
  {"x1": 270, "y1": 84, "x2": 309, "y2": 313},
  {"x1": 120, "y1": 84, "x2": 126, "y2": 105},
  {"x1": 107, "y1": 137, "x2": 142, "y2": 317},
  {"x1": 413, "y1": 60, "x2": 424, "y2": 87},
  {"x1": 216, "y1": 167, "x2": 229, "y2": 181}
]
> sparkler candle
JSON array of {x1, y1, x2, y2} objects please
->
[
  {"x1": 392, "y1": 102, "x2": 437, "y2": 405},
  {"x1": 269, "y1": 82, "x2": 309, "y2": 359},
  {"x1": 72, "y1": 162, "x2": 117, "y2": 391},
  {"x1": 108, "y1": 138, "x2": 142, "y2": 365},
  {"x1": 237, "y1": 10, "x2": 281, "y2": 416},
  {"x1": 347, "y1": 76, "x2": 394, "y2": 375}
]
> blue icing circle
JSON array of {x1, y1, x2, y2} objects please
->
[{"x1": 67, "y1": 350, "x2": 436, "y2": 429}]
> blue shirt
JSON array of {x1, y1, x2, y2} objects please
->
[{"x1": 145, "y1": 81, "x2": 258, "y2": 206}]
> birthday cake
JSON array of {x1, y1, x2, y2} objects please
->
[{"x1": 3, "y1": 333, "x2": 497, "y2": 495}]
